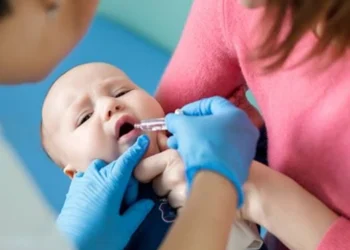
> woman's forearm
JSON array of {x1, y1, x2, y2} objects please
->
[
  {"x1": 259, "y1": 171, "x2": 338, "y2": 250},
  {"x1": 160, "y1": 171, "x2": 238, "y2": 250}
]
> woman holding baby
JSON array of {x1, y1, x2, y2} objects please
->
[{"x1": 152, "y1": 0, "x2": 350, "y2": 249}]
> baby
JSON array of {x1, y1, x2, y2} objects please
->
[
  {"x1": 41, "y1": 62, "x2": 175, "y2": 250},
  {"x1": 41, "y1": 62, "x2": 267, "y2": 250}
]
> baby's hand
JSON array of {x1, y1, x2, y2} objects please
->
[{"x1": 134, "y1": 133, "x2": 187, "y2": 209}]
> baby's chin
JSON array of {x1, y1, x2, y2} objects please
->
[{"x1": 118, "y1": 133, "x2": 160, "y2": 160}]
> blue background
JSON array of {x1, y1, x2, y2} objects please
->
[{"x1": 0, "y1": 15, "x2": 169, "y2": 212}]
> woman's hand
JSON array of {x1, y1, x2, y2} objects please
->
[
  {"x1": 57, "y1": 135, "x2": 154, "y2": 250},
  {"x1": 239, "y1": 161, "x2": 339, "y2": 250},
  {"x1": 135, "y1": 133, "x2": 187, "y2": 209},
  {"x1": 238, "y1": 161, "x2": 273, "y2": 224}
]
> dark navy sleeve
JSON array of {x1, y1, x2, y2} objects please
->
[{"x1": 125, "y1": 184, "x2": 175, "y2": 250}]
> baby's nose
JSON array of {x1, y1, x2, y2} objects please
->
[{"x1": 105, "y1": 103, "x2": 122, "y2": 121}]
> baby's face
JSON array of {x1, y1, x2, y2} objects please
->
[{"x1": 42, "y1": 63, "x2": 164, "y2": 177}]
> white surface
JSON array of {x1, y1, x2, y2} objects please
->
[
  {"x1": 0, "y1": 126, "x2": 74, "y2": 250},
  {"x1": 227, "y1": 220, "x2": 263, "y2": 250}
]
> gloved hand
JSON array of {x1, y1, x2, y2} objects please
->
[
  {"x1": 56, "y1": 135, "x2": 154, "y2": 250},
  {"x1": 165, "y1": 96, "x2": 259, "y2": 207}
]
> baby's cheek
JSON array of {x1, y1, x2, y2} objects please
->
[
  {"x1": 80, "y1": 134, "x2": 116, "y2": 166},
  {"x1": 137, "y1": 95, "x2": 165, "y2": 120}
]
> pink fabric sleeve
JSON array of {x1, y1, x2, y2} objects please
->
[
  {"x1": 317, "y1": 217, "x2": 350, "y2": 250},
  {"x1": 155, "y1": 0, "x2": 243, "y2": 114}
]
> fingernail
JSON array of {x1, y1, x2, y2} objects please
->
[{"x1": 174, "y1": 109, "x2": 183, "y2": 115}]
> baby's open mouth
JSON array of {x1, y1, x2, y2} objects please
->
[
  {"x1": 119, "y1": 122, "x2": 134, "y2": 138},
  {"x1": 115, "y1": 115, "x2": 141, "y2": 142}
]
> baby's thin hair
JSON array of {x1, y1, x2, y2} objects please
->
[
  {"x1": 40, "y1": 120, "x2": 63, "y2": 169},
  {"x1": 40, "y1": 122, "x2": 53, "y2": 162},
  {"x1": 40, "y1": 72, "x2": 70, "y2": 169}
]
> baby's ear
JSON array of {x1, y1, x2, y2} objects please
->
[
  {"x1": 63, "y1": 164, "x2": 76, "y2": 179},
  {"x1": 157, "y1": 132, "x2": 169, "y2": 151}
]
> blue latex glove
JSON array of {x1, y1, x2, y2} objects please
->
[
  {"x1": 56, "y1": 135, "x2": 154, "y2": 250},
  {"x1": 165, "y1": 97, "x2": 259, "y2": 207}
]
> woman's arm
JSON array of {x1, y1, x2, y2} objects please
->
[
  {"x1": 160, "y1": 171, "x2": 238, "y2": 250},
  {"x1": 155, "y1": 0, "x2": 245, "y2": 113},
  {"x1": 156, "y1": 0, "x2": 263, "y2": 127},
  {"x1": 242, "y1": 161, "x2": 340, "y2": 250}
]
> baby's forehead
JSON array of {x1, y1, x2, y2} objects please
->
[
  {"x1": 42, "y1": 63, "x2": 128, "y2": 129},
  {"x1": 52, "y1": 63, "x2": 128, "y2": 92}
]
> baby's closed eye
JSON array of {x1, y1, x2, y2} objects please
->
[
  {"x1": 78, "y1": 113, "x2": 93, "y2": 126},
  {"x1": 114, "y1": 89, "x2": 131, "y2": 98}
]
